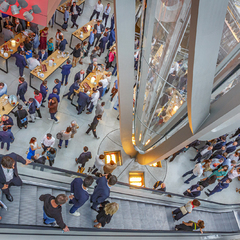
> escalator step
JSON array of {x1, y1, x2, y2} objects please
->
[
  {"x1": 19, "y1": 185, "x2": 37, "y2": 225},
  {"x1": 0, "y1": 186, "x2": 21, "y2": 224}
]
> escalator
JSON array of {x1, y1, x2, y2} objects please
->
[{"x1": 0, "y1": 163, "x2": 240, "y2": 239}]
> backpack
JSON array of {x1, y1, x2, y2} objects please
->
[{"x1": 56, "y1": 132, "x2": 63, "y2": 139}]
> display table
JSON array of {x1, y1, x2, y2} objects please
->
[
  {"x1": 29, "y1": 50, "x2": 69, "y2": 90},
  {"x1": 0, "y1": 33, "x2": 25, "y2": 73},
  {"x1": 55, "y1": 0, "x2": 85, "y2": 27},
  {"x1": 71, "y1": 70, "x2": 108, "y2": 107},
  {"x1": 69, "y1": 19, "x2": 98, "y2": 49},
  {"x1": 0, "y1": 95, "x2": 18, "y2": 116}
]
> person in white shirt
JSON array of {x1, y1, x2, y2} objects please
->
[
  {"x1": 86, "y1": 87, "x2": 100, "y2": 114},
  {"x1": 228, "y1": 152, "x2": 239, "y2": 162},
  {"x1": 102, "y1": 3, "x2": 111, "y2": 26},
  {"x1": 95, "y1": 101, "x2": 105, "y2": 117},
  {"x1": 27, "y1": 54, "x2": 40, "y2": 70},
  {"x1": 99, "y1": 76, "x2": 108, "y2": 96},
  {"x1": 182, "y1": 163, "x2": 209, "y2": 184},
  {"x1": 90, "y1": 0, "x2": 103, "y2": 21},
  {"x1": 92, "y1": 154, "x2": 105, "y2": 174},
  {"x1": 41, "y1": 133, "x2": 55, "y2": 155}
]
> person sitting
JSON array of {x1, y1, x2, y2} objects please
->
[
  {"x1": 94, "y1": 201, "x2": 119, "y2": 228},
  {"x1": 183, "y1": 184, "x2": 204, "y2": 198},
  {"x1": 175, "y1": 220, "x2": 204, "y2": 234}
]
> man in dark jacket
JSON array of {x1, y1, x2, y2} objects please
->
[
  {"x1": 94, "y1": 20, "x2": 105, "y2": 46},
  {"x1": 212, "y1": 136, "x2": 226, "y2": 151},
  {"x1": 58, "y1": 35, "x2": 68, "y2": 52},
  {"x1": 211, "y1": 146, "x2": 226, "y2": 159},
  {"x1": 86, "y1": 62, "x2": 98, "y2": 76},
  {"x1": 86, "y1": 115, "x2": 101, "y2": 139},
  {"x1": 69, "y1": 176, "x2": 94, "y2": 216},
  {"x1": 16, "y1": 77, "x2": 28, "y2": 105},
  {"x1": 12, "y1": 51, "x2": 27, "y2": 77},
  {"x1": 226, "y1": 141, "x2": 238, "y2": 154},
  {"x1": 70, "y1": 2, "x2": 81, "y2": 28},
  {"x1": 183, "y1": 184, "x2": 203, "y2": 197},
  {"x1": 53, "y1": 79, "x2": 61, "y2": 95},
  {"x1": 63, "y1": 80, "x2": 80, "y2": 100},
  {"x1": 38, "y1": 49, "x2": 48, "y2": 62},
  {"x1": 74, "y1": 70, "x2": 85, "y2": 82},
  {"x1": 190, "y1": 145, "x2": 213, "y2": 163},
  {"x1": 61, "y1": 59, "x2": 72, "y2": 86},
  {"x1": 76, "y1": 146, "x2": 92, "y2": 170},
  {"x1": 98, "y1": 32, "x2": 109, "y2": 56},
  {"x1": 48, "y1": 89, "x2": 60, "y2": 103},
  {"x1": 0, "y1": 153, "x2": 31, "y2": 201},
  {"x1": 205, "y1": 178, "x2": 232, "y2": 197},
  {"x1": 90, "y1": 175, "x2": 117, "y2": 210},
  {"x1": 107, "y1": 28, "x2": 115, "y2": 49},
  {"x1": 1, "y1": 115, "x2": 14, "y2": 131},
  {"x1": 77, "y1": 89, "x2": 90, "y2": 115},
  {"x1": 28, "y1": 98, "x2": 36, "y2": 123},
  {"x1": 39, "y1": 193, "x2": 69, "y2": 231},
  {"x1": 0, "y1": 127, "x2": 14, "y2": 151}
]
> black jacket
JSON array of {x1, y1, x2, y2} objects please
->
[{"x1": 70, "y1": 5, "x2": 81, "y2": 15}]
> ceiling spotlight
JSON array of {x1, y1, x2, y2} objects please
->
[
  {"x1": 6, "y1": 0, "x2": 16, "y2": 4},
  {"x1": 18, "y1": 0, "x2": 28, "y2": 8},
  {"x1": 23, "y1": 5, "x2": 42, "y2": 22},
  {"x1": 11, "y1": 4, "x2": 20, "y2": 15},
  {"x1": 0, "y1": 1, "x2": 10, "y2": 12}
]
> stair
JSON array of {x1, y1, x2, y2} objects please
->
[{"x1": 0, "y1": 180, "x2": 239, "y2": 233}]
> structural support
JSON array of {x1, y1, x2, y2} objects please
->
[
  {"x1": 114, "y1": 0, "x2": 137, "y2": 157},
  {"x1": 187, "y1": 0, "x2": 228, "y2": 133}
]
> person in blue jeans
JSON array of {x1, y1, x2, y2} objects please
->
[
  {"x1": 58, "y1": 127, "x2": 72, "y2": 149},
  {"x1": 69, "y1": 176, "x2": 94, "y2": 216},
  {"x1": 61, "y1": 59, "x2": 72, "y2": 86}
]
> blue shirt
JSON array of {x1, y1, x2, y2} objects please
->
[
  {"x1": 114, "y1": 79, "x2": 118, "y2": 89},
  {"x1": 64, "y1": 10, "x2": 69, "y2": 21},
  {"x1": 89, "y1": 32, "x2": 94, "y2": 45}
]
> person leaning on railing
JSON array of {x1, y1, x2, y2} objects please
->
[{"x1": 175, "y1": 220, "x2": 205, "y2": 234}]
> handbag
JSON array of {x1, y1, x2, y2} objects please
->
[
  {"x1": 180, "y1": 206, "x2": 188, "y2": 215},
  {"x1": 56, "y1": 132, "x2": 63, "y2": 139}
]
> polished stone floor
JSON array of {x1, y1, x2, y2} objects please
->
[{"x1": 0, "y1": 0, "x2": 239, "y2": 206}]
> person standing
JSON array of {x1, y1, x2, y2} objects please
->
[
  {"x1": 41, "y1": 133, "x2": 55, "y2": 155},
  {"x1": 30, "y1": 22, "x2": 39, "y2": 35},
  {"x1": 90, "y1": 175, "x2": 117, "y2": 210},
  {"x1": 86, "y1": 115, "x2": 101, "y2": 139},
  {"x1": 1, "y1": 115, "x2": 14, "y2": 132},
  {"x1": 34, "y1": 90, "x2": 43, "y2": 119},
  {"x1": 46, "y1": 148, "x2": 57, "y2": 166},
  {"x1": 94, "y1": 201, "x2": 119, "y2": 228},
  {"x1": 48, "y1": 89, "x2": 60, "y2": 103},
  {"x1": 106, "y1": 47, "x2": 116, "y2": 70},
  {"x1": 205, "y1": 178, "x2": 232, "y2": 197},
  {"x1": 190, "y1": 145, "x2": 213, "y2": 163},
  {"x1": 93, "y1": 20, "x2": 105, "y2": 46},
  {"x1": 58, "y1": 35, "x2": 68, "y2": 52},
  {"x1": 75, "y1": 146, "x2": 92, "y2": 173},
  {"x1": 103, "y1": 160, "x2": 117, "y2": 174},
  {"x1": 99, "y1": 76, "x2": 108, "y2": 96},
  {"x1": 98, "y1": 32, "x2": 109, "y2": 57},
  {"x1": 70, "y1": 120, "x2": 79, "y2": 138},
  {"x1": 16, "y1": 77, "x2": 28, "y2": 105},
  {"x1": 38, "y1": 49, "x2": 48, "y2": 62},
  {"x1": 70, "y1": 2, "x2": 81, "y2": 29},
  {"x1": 14, "y1": 19, "x2": 22, "y2": 34},
  {"x1": 74, "y1": 69, "x2": 85, "y2": 82},
  {"x1": 86, "y1": 87, "x2": 100, "y2": 114},
  {"x1": 61, "y1": 59, "x2": 72, "y2": 86},
  {"x1": 39, "y1": 27, "x2": 49, "y2": 50},
  {"x1": 183, "y1": 184, "x2": 204, "y2": 198},
  {"x1": 0, "y1": 127, "x2": 14, "y2": 151},
  {"x1": 3, "y1": 25, "x2": 14, "y2": 42},
  {"x1": 77, "y1": 88, "x2": 90, "y2": 115},
  {"x1": 226, "y1": 141, "x2": 238, "y2": 154},
  {"x1": 28, "y1": 98, "x2": 36, "y2": 123},
  {"x1": 39, "y1": 193, "x2": 69, "y2": 232},
  {"x1": 63, "y1": 80, "x2": 80, "y2": 101},
  {"x1": 95, "y1": 102, "x2": 105, "y2": 118},
  {"x1": 110, "y1": 13, "x2": 114, "y2": 30},
  {"x1": 26, "y1": 137, "x2": 41, "y2": 160},
  {"x1": 53, "y1": 79, "x2": 61, "y2": 95},
  {"x1": 48, "y1": 97, "x2": 59, "y2": 123},
  {"x1": 87, "y1": 29, "x2": 96, "y2": 51},
  {"x1": 110, "y1": 79, "x2": 118, "y2": 102},
  {"x1": 90, "y1": 0, "x2": 103, "y2": 21},
  {"x1": 27, "y1": 54, "x2": 40, "y2": 71},
  {"x1": 47, "y1": 38, "x2": 54, "y2": 56},
  {"x1": 69, "y1": 176, "x2": 94, "y2": 216},
  {"x1": 40, "y1": 80, "x2": 48, "y2": 106},
  {"x1": 102, "y1": 3, "x2": 111, "y2": 26},
  {"x1": 11, "y1": 51, "x2": 27, "y2": 77},
  {"x1": 58, "y1": 127, "x2": 72, "y2": 149},
  {"x1": 13, "y1": 104, "x2": 28, "y2": 129},
  {"x1": 92, "y1": 154, "x2": 105, "y2": 174},
  {"x1": 172, "y1": 199, "x2": 201, "y2": 221},
  {"x1": 32, "y1": 32, "x2": 40, "y2": 54},
  {"x1": 0, "y1": 153, "x2": 31, "y2": 202},
  {"x1": 72, "y1": 43, "x2": 81, "y2": 68},
  {"x1": 107, "y1": 28, "x2": 115, "y2": 49},
  {"x1": 64, "y1": 7, "x2": 69, "y2": 24}
]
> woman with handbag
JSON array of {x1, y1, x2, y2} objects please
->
[
  {"x1": 172, "y1": 199, "x2": 200, "y2": 221},
  {"x1": 175, "y1": 220, "x2": 204, "y2": 234},
  {"x1": 27, "y1": 137, "x2": 41, "y2": 160},
  {"x1": 13, "y1": 104, "x2": 28, "y2": 129},
  {"x1": 58, "y1": 127, "x2": 72, "y2": 149}
]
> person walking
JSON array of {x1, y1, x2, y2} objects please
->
[
  {"x1": 75, "y1": 146, "x2": 92, "y2": 173},
  {"x1": 72, "y1": 43, "x2": 81, "y2": 67},
  {"x1": 26, "y1": 137, "x2": 41, "y2": 160},
  {"x1": 39, "y1": 27, "x2": 49, "y2": 50},
  {"x1": 13, "y1": 104, "x2": 28, "y2": 129},
  {"x1": 87, "y1": 29, "x2": 96, "y2": 52},
  {"x1": 39, "y1": 193, "x2": 69, "y2": 232},
  {"x1": 205, "y1": 178, "x2": 232, "y2": 197},
  {"x1": 70, "y1": 2, "x2": 81, "y2": 29},
  {"x1": 86, "y1": 115, "x2": 101, "y2": 139},
  {"x1": 34, "y1": 90, "x2": 43, "y2": 119},
  {"x1": 175, "y1": 220, "x2": 204, "y2": 234},
  {"x1": 172, "y1": 199, "x2": 201, "y2": 221},
  {"x1": 69, "y1": 176, "x2": 94, "y2": 216},
  {"x1": 28, "y1": 98, "x2": 36, "y2": 123},
  {"x1": 46, "y1": 148, "x2": 57, "y2": 166},
  {"x1": 95, "y1": 102, "x2": 105, "y2": 118},
  {"x1": 61, "y1": 59, "x2": 72, "y2": 86},
  {"x1": 48, "y1": 97, "x2": 59, "y2": 123},
  {"x1": 0, "y1": 127, "x2": 14, "y2": 151},
  {"x1": 90, "y1": 175, "x2": 117, "y2": 210},
  {"x1": 102, "y1": 3, "x2": 111, "y2": 26},
  {"x1": 90, "y1": 0, "x2": 103, "y2": 21},
  {"x1": 77, "y1": 88, "x2": 90, "y2": 115},
  {"x1": 70, "y1": 120, "x2": 79, "y2": 138},
  {"x1": 41, "y1": 133, "x2": 55, "y2": 155},
  {"x1": 94, "y1": 201, "x2": 119, "y2": 228},
  {"x1": 0, "y1": 153, "x2": 31, "y2": 202},
  {"x1": 12, "y1": 51, "x2": 27, "y2": 77},
  {"x1": 40, "y1": 80, "x2": 48, "y2": 106},
  {"x1": 103, "y1": 160, "x2": 117, "y2": 174},
  {"x1": 58, "y1": 127, "x2": 72, "y2": 149}
]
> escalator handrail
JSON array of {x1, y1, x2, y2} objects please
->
[{"x1": 27, "y1": 162, "x2": 240, "y2": 207}]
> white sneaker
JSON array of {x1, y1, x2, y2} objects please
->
[
  {"x1": 36, "y1": 117, "x2": 41, "y2": 120},
  {"x1": 54, "y1": 120, "x2": 60, "y2": 124},
  {"x1": 69, "y1": 211, "x2": 80, "y2": 217},
  {"x1": 48, "y1": 118, "x2": 53, "y2": 121}
]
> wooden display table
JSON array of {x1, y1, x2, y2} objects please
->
[
  {"x1": 0, "y1": 95, "x2": 18, "y2": 116},
  {"x1": 29, "y1": 50, "x2": 69, "y2": 90},
  {"x1": 69, "y1": 20, "x2": 98, "y2": 49},
  {"x1": 71, "y1": 70, "x2": 108, "y2": 106},
  {"x1": 0, "y1": 33, "x2": 26, "y2": 73},
  {"x1": 55, "y1": 0, "x2": 85, "y2": 27}
]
